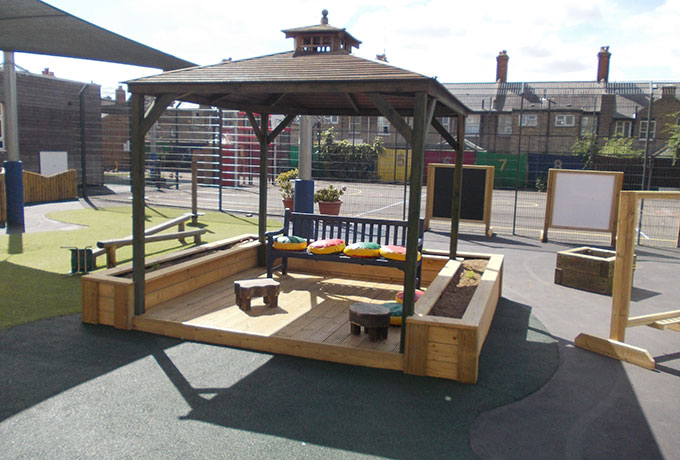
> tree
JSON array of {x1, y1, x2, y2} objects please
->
[
  {"x1": 572, "y1": 135, "x2": 642, "y2": 170},
  {"x1": 571, "y1": 134, "x2": 600, "y2": 169},
  {"x1": 663, "y1": 111, "x2": 680, "y2": 165}
]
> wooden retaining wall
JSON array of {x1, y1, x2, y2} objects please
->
[
  {"x1": 82, "y1": 236, "x2": 259, "y2": 329},
  {"x1": 0, "y1": 169, "x2": 77, "y2": 225}
]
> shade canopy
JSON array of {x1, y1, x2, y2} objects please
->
[{"x1": 0, "y1": 0, "x2": 194, "y2": 70}]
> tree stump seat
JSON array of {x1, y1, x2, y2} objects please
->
[
  {"x1": 234, "y1": 278, "x2": 280, "y2": 311},
  {"x1": 349, "y1": 302, "x2": 391, "y2": 341}
]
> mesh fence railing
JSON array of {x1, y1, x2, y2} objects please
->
[{"x1": 97, "y1": 83, "x2": 680, "y2": 248}]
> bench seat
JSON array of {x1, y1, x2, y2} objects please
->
[{"x1": 265, "y1": 210, "x2": 424, "y2": 287}]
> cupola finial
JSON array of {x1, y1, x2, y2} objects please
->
[{"x1": 321, "y1": 9, "x2": 329, "y2": 25}]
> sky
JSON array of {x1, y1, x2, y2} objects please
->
[{"x1": 11, "y1": 0, "x2": 680, "y2": 99}]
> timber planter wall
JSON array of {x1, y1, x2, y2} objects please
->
[
  {"x1": 81, "y1": 235, "x2": 259, "y2": 329},
  {"x1": 404, "y1": 251, "x2": 504, "y2": 384}
]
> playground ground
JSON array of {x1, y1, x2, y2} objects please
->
[{"x1": 0, "y1": 198, "x2": 678, "y2": 459}]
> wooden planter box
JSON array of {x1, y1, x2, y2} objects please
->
[
  {"x1": 404, "y1": 250, "x2": 504, "y2": 384},
  {"x1": 81, "y1": 235, "x2": 259, "y2": 329},
  {"x1": 555, "y1": 246, "x2": 623, "y2": 295}
]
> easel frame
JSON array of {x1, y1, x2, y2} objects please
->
[
  {"x1": 541, "y1": 169, "x2": 623, "y2": 246},
  {"x1": 425, "y1": 163, "x2": 494, "y2": 237},
  {"x1": 575, "y1": 191, "x2": 680, "y2": 369}
]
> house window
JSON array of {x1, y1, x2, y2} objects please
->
[
  {"x1": 465, "y1": 115, "x2": 480, "y2": 135},
  {"x1": 498, "y1": 114, "x2": 512, "y2": 134},
  {"x1": 321, "y1": 115, "x2": 338, "y2": 124},
  {"x1": 580, "y1": 116, "x2": 596, "y2": 136},
  {"x1": 377, "y1": 116, "x2": 390, "y2": 135},
  {"x1": 520, "y1": 114, "x2": 537, "y2": 127},
  {"x1": 614, "y1": 120, "x2": 632, "y2": 137},
  {"x1": 555, "y1": 114, "x2": 575, "y2": 127},
  {"x1": 439, "y1": 117, "x2": 450, "y2": 130},
  {"x1": 0, "y1": 102, "x2": 4, "y2": 150},
  {"x1": 639, "y1": 120, "x2": 656, "y2": 139},
  {"x1": 350, "y1": 117, "x2": 361, "y2": 133}
]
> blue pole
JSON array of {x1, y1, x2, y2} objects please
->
[
  {"x1": 293, "y1": 179, "x2": 314, "y2": 237},
  {"x1": 4, "y1": 161, "x2": 25, "y2": 234}
]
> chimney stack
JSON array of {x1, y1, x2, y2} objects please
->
[
  {"x1": 115, "y1": 85, "x2": 126, "y2": 104},
  {"x1": 496, "y1": 50, "x2": 509, "y2": 83},
  {"x1": 597, "y1": 46, "x2": 611, "y2": 83},
  {"x1": 661, "y1": 86, "x2": 676, "y2": 99}
]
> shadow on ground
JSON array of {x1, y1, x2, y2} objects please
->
[{"x1": 165, "y1": 299, "x2": 560, "y2": 459}]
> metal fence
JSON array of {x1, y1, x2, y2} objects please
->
[{"x1": 99, "y1": 81, "x2": 680, "y2": 248}]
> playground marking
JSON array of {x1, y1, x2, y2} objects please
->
[{"x1": 356, "y1": 201, "x2": 405, "y2": 217}]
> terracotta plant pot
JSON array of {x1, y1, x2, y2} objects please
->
[
  {"x1": 318, "y1": 200, "x2": 342, "y2": 215},
  {"x1": 282, "y1": 198, "x2": 294, "y2": 211}
]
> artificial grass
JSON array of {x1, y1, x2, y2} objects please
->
[{"x1": 0, "y1": 204, "x2": 280, "y2": 330}]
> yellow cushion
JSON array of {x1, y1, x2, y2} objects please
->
[
  {"x1": 308, "y1": 238, "x2": 345, "y2": 254},
  {"x1": 272, "y1": 235, "x2": 307, "y2": 251},
  {"x1": 343, "y1": 242, "x2": 381, "y2": 258},
  {"x1": 380, "y1": 245, "x2": 421, "y2": 261},
  {"x1": 395, "y1": 289, "x2": 425, "y2": 304}
]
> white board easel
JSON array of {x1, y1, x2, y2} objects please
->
[{"x1": 541, "y1": 169, "x2": 623, "y2": 246}]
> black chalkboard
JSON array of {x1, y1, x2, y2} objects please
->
[{"x1": 432, "y1": 166, "x2": 487, "y2": 221}]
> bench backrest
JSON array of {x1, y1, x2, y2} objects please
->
[{"x1": 283, "y1": 210, "x2": 424, "y2": 247}]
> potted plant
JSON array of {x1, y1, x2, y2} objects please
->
[
  {"x1": 275, "y1": 169, "x2": 298, "y2": 210},
  {"x1": 314, "y1": 184, "x2": 344, "y2": 215}
]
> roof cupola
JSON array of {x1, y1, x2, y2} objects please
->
[{"x1": 283, "y1": 10, "x2": 361, "y2": 56}]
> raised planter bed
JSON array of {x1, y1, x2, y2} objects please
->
[
  {"x1": 555, "y1": 246, "x2": 619, "y2": 295},
  {"x1": 81, "y1": 234, "x2": 259, "y2": 329},
  {"x1": 404, "y1": 250, "x2": 504, "y2": 384}
]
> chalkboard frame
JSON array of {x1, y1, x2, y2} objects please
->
[
  {"x1": 425, "y1": 164, "x2": 495, "y2": 236},
  {"x1": 541, "y1": 169, "x2": 624, "y2": 245}
]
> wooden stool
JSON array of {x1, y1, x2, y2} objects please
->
[
  {"x1": 234, "y1": 278, "x2": 280, "y2": 311},
  {"x1": 349, "y1": 303, "x2": 391, "y2": 341}
]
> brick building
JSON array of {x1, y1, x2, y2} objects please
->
[{"x1": 0, "y1": 67, "x2": 103, "y2": 186}]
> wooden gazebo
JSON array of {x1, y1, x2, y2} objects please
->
[{"x1": 125, "y1": 10, "x2": 470, "y2": 347}]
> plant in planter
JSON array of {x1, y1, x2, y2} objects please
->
[
  {"x1": 314, "y1": 184, "x2": 344, "y2": 215},
  {"x1": 275, "y1": 169, "x2": 298, "y2": 210}
]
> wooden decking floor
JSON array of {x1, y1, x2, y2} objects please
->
[{"x1": 137, "y1": 267, "x2": 404, "y2": 354}]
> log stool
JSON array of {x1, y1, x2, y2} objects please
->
[
  {"x1": 349, "y1": 303, "x2": 391, "y2": 341},
  {"x1": 234, "y1": 278, "x2": 280, "y2": 311}
]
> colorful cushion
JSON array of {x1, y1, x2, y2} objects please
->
[
  {"x1": 383, "y1": 302, "x2": 403, "y2": 326},
  {"x1": 380, "y1": 245, "x2": 421, "y2": 261},
  {"x1": 395, "y1": 289, "x2": 425, "y2": 304},
  {"x1": 272, "y1": 235, "x2": 307, "y2": 251},
  {"x1": 307, "y1": 238, "x2": 345, "y2": 254},
  {"x1": 343, "y1": 242, "x2": 381, "y2": 258}
]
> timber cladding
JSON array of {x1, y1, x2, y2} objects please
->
[
  {"x1": 81, "y1": 236, "x2": 259, "y2": 328},
  {"x1": 404, "y1": 253, "x2": 504, "y2": 384},
  {"x1": 0, "y1": 169, "x2": 77, "y2": 225}
]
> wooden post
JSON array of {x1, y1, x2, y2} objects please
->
[
  {"x1": 130, "y1": 94, "x2": 146, "y2": 316},
  {"x1": 191, "y1": 158, "x2": 198, "y2": 225},
  {"x1": 610, "y1": 191, "x2": 637, "y2": 342},
  {"x1": 450, "y1": 114, "x2": 465, "y2": 259},
  {"x1": 401, "y1": 92, "x2": 428, "y2": 352},
  {"x1": 258, "y1": 113, "x2": 270, "y2": 266}
]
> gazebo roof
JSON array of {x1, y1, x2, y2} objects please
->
[{"x1": 126, "y1": 51, "x2": 469, "y2": 117}]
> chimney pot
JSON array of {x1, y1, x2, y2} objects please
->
[
  {"x1": 115, "y1": 85, "x2": 126, "y2": 104},
  {"x1": 496, "y1": 50, "x2": 509, "y2": 83},
  {"x1": 597, "y1": 46, "x2": 611, "y2": 83}
]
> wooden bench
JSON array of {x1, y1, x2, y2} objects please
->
[
  {"x1": 95, "y1": 213, "x2": 205, "y2": 268},
  {"x1": 265, "y1": 210, "x2": 424, "y2": 287},
  {"x1": 234, "y1": 278, "x2": 281, "y2": 311}
]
